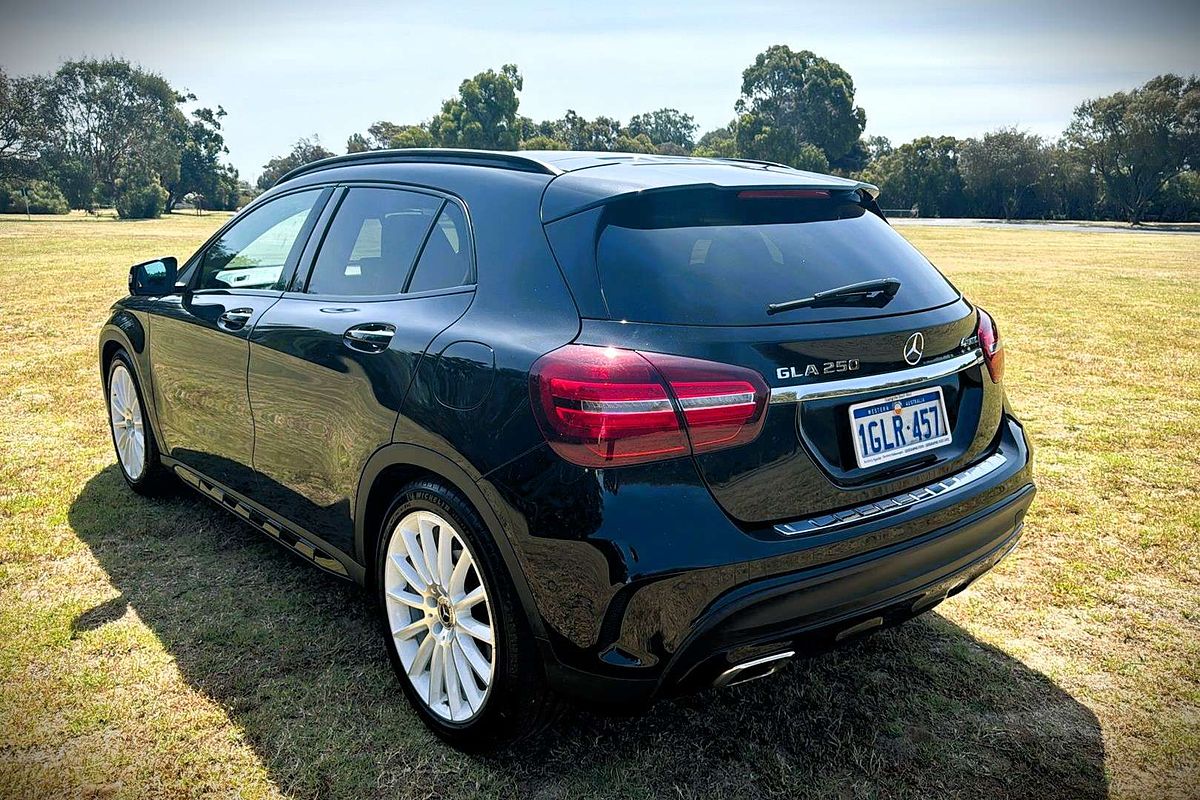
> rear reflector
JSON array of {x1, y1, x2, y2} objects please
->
[
  {"x1": 530, "y1": 345, "x2": 768, "y2": 467},
  {"x1": 976, "y1": 307, "x2": 1004, "y2": 383}
]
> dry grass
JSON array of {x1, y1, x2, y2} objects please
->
[{"x1": 1, "y1": 212, "x2": 1197, "y2": 799}]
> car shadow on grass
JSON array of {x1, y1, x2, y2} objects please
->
[{"x1": 70, "y1": 466, "x2": 1108, "y2": 800}]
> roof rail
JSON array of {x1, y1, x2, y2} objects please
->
[
  {"x1": 273, "y1": 148, "x2": 562, "y2": 187},
  {"x1": 713, "y1": 156, "x2": 798, "y2": 171}
]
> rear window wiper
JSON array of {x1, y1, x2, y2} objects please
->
[{"x1": 766, "y1": 277, "x2": 901, "y2": 316}]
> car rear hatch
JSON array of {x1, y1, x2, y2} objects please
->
[{"x1": 542, "y1": 170, "x2": 1005, "y2": 525}]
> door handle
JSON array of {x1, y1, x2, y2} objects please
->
[
  {"x1": 218, "y1": 308, "x2": 254, "y2": 331},
  {"x1": 343, "y1": 323, "x2": 396, "y2": 353}
]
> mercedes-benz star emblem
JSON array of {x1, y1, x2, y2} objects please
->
[{"x1": 904, "y1": 332, "x2": 925, "y2": 366}]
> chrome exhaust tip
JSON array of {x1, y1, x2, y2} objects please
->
[{"x1": 712, "y1": 650, "x2": 796, "y2": 688}]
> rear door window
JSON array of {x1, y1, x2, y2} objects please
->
[
  {"x1": 592, "y1": 189, "x2": 960, "y2": 325},
  {"x1": 305, "y1": 188, "x2": 443, "y2": 296},
  {"x1": 406, "y1": 202, "x2": 474, "y2": 293}
]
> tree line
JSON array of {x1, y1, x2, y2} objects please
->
[
  {"x1": 0, "y1": 58, "x2": 245, "y2": 218},
  {"x1": 3, "y1": 48, "x2": 1197, "y2": 222}
]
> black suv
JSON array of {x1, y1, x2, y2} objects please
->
[{"x1": 101, "y1": 149, "x2": 1034, "y2": 749}]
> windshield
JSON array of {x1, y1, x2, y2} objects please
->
[{"x1": 593, "y1": 189, "x2": 959, "y2": 325}]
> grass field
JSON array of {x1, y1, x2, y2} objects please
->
[{"x1": 1, "y1": 211, "x2": 1197, "y2": 799}]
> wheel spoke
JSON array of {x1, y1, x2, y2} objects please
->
[
  {"x1": 455, "y1": 632, "x2": 492, "y2": 681},
  {"x1": 392, "y1": 618, "x2": 427, "y2": 641},
  {"x1": 454, "y1": 585, "x2": 486, "y2": 612},
  {"x1": 428, "y1": 642, "x2": 445, "y2": 707},
  {"x1": 390, "y1": 553, "x2": 427, "y2": 594},
  {"x1": 449, "y1": 550, "x2": 470, "y2": 596},
  {"x1": 437, "y1": 526, "x2": 453, "y2": 586},
  {"x1": 408, "y1": 634, "x2": 434, "y2": 678},
  {"x1": 444, "y1": 643, "x2": 465, "y2": 719},
  {"x1": 458, "y1": 616, "x2": 493, "y2": 646},
  {"x1": 386, "y1": 588, "x2": 425, "y2": 610},
  {"x1": 451, "y1": 639, "x2": 485, "y2": 711},
  {"x1": 418, "y1": 514, "x2": 440, "y2": 589},
  {"x1": 399, "y1": 528, "x2": 432, "y2": 587}
]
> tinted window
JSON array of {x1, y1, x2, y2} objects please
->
[
  {"x1": 593, "y1": 190, "x2": 960, "y2": 325},
  {"x1": 197, "y1": 190, "x2": 323, "y2": 290},
  {"x1": 306, "y1": 188, "x2": 442, "y2": 296},
  {"x1": 407, "y1": 202, "x2": 474, "y2": 293}
]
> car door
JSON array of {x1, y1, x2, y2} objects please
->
[
  {"x1": 248, "y1": 185, "x2": 475, "y2": 554},
  {"x1": 150, "y1": 187, "x2": 330, "y2": 496}
]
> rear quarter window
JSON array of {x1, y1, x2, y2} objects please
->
[{"x1": 588, "y1": 189, "x2": 960, "y2": 325}]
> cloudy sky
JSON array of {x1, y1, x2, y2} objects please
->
[{"x1": 2, "y1": 0, "x2": 1197, "y2": 180}]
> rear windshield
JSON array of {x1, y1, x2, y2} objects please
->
[{"x1": 593, "y1": 189, "x2": 959, "y2": 325}]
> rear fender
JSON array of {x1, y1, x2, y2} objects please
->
[{"x1": 354, "y1": 442, "x2": 549, "y2": 643}]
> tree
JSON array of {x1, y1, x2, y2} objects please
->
[
  {"x1": 47, "y1": 58, "x2": 184, "y2": 209},
  {"x1": 537, "y1": 110, "x2": 622, "y2": 151},
  {"x1": 347, "y1": 122, "x2": 433, "y2": 152},
  {"x1": 1067, "y1": 74, "x2": 1200, "y2": 224},
  {"x1": 864, "y1": 135, "x2": 893, "y2": 160},
  {"x1": 0, "y1": 68, "x2": 53, "y2": 180},
  {"x1": 654, "y1": 142, "x2": 689, "y2": 156},
  {"x1": 626, "y1": 108, "x2": 698, "y2": 149},
  {"x1": 693, "y1": 121, "x2": 738, "y2": 158},
  {"x1": 256, "y1": 136, "x2": 334, "y2": 190},
  {"x1": 614, "y1": 131, "x2": 657, "y2": 154},
  {"x1": 860, "y1": 136, "x2": 966, "y2": 217},
  {"x1": 959, "y1": 129, "x2": 1049, "y2": 220},
  {"x1": 519, "y1": 135, "x2": 566, "y2": 150},
  {"x1": 166, "y1": 105, "x2": 230, "y2": 211},
  {"x1": 428, "y1": 64, "x2": 524, "y2": 150},
  {"x1": 388, "y1": 125, "x2": 434, "y2": 149},
  {"x1": 734, "y1": 46, "x2": 866, "y2": 169},
  {"x1": 1041, "y1": 143, "x2": 1099, "y2": 220}
]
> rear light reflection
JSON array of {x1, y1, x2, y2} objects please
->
[
  {"x1": 530, "y1": 345, "x2": 768, "y2": 467},
  {"x1": 976, "y1": 307, "x2": 1004, "y2": 383}
]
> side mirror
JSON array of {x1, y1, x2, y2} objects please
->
[{"x1": 129, "y1": 257, "x2": 178, "y2": 296}]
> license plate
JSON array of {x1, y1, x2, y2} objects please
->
[{"x1": 848, "y1": 387, "x2": 952, "y2": 468}]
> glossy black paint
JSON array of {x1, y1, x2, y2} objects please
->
[
  {"x1": 248, "y1": 289, "x2": 473, "y2": 553},
  {"x1": 150, "y1": 290, "x2": 284, "y2": 497},
  {"x1": 99, "y1": 150, "x2": 1035, "y2": 708}
]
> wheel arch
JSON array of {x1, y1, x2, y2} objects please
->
[
  {"x1": 99, "y1": 318, "x2": 167, "y2": 449},
  {"x1": 355, "y1": 443, "x2": 548, "y2": 642}
]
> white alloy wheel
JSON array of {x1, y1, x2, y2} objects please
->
[
  {"x1": 109, "y1": 363, "x2": 146, "y2": 481},
  {"x1": 384, "y1": 509, "x2": 496, "y2": 723}
]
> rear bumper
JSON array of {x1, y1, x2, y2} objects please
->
[
  {"x1": 483, "y1": 415, "x2": 1034, "y2": 709},
  {"x1": 663, "y1": 484, "x2": 1031, "y2": 695}
]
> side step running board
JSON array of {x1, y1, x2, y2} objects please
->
[{"x1": 173, "y1": 465, "x2": 349, "y2": 578}]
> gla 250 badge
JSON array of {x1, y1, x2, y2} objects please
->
[{"x1": 777, "y1": 359, "x2": 861, "y2": 380}]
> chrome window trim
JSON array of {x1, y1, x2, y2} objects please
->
[
  {"x1": 774, "y1": 452, "x2": 1008, "y2": 536},
  {"x1": 769, "y1": 349, "x2": 984, "y2": 404}
]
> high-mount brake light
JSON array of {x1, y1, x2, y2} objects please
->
[
  {"x1": 976, "y1": 307, "x2": 1004, "y2": 383},
  {"x1": 737, "y1": 189, "x2": 831, "y2": 200},
  {"x1": 530, "y1": 345, "x2": 768, "y2": 468}
]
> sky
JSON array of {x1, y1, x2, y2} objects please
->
[{"x1": 2, "y1": 0, "x2": 1197, "y2": 181}]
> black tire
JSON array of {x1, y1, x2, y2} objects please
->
[
  {"x1": 375, "y1": 479, "x2": 560, "y2": 750},
  {"x1": 105, "y1": 350, "x2": 173, "y2": 495}
]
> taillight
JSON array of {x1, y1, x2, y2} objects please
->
[
  {"x1": 976, "y1": 307, "x2": 1004, "y2": 383},
  {"x1": 530, "y1": 345, "x2": 768, "y2": 467}
]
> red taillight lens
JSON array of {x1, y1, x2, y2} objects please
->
[
  {"x1": 976, "y1": 307, "x2": 1004, "y2": 383},
  {"x1": 640, "y1": 352, "x2": 766, "y2": 452},
  {"x1": 530, "y1": 345, "x2": 768, "y2": 467}
]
